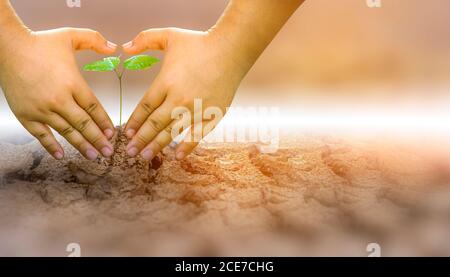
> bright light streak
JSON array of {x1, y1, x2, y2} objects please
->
[{"x1": 2, "y1": 105, "x2": 450, "y2": 140}]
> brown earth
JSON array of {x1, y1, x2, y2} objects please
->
[{"x1": 0, "y1": 131, "x2": 450, "y2": 256}]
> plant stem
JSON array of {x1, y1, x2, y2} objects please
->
[
  {"x1": 119, "y1": 75, "x2": 123, "y2": 127},
  {"x1": 115, "y1": 68, "x2": 125, "y2": 127}
]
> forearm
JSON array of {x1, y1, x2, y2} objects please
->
[{"x1": 209, "y1": 0, "x2": 304, "y2": 75}]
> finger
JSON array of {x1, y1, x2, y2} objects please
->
[
  {"x1": 25, "y1": 121, "x2": 64, "y2": 160},
  {"x1": 140, "y1": 115, "x2": 190, "y2": 161},
  {"x1": 124, "y1": 80, "x2": 166, "y2": 139},
  {"x1": 126, "y1": 102, "x2": 174, "y2": 157},
  {"x1": 74, "y1": 80, "x2": 115, "y2": 139},
  {"x1": 46, "y1": 114, "x2": 100, "y2": 161},
  {"x1": 55, "y1": 101, "x2": 113, "y2": 158},
  {"x1": 175, "y1": 120, "x2": 216, "y2": 160},
  {"x1": 70, "y1": 28, "x2": 117, "y2": 54},
  {"x1": 175, "y1": 141, "x2": 199, "y2": 161},
  {"x1": 122, "y1": 28, "x2": 170, "y2": 55},
  {"x1": 139, "y1": 121, "x2": 174, "y2": 161}
]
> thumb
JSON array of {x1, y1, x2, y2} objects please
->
[
  {"x1": 70, "y1": 28, "x2": 117, "y2": 54},
  {"x1": 122, "y1": 28, "x2": 170, "y2": 55}
]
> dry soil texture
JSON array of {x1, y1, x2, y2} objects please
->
[{"x1": 1, "y1": 132, "x2": 450, "y2": 256}]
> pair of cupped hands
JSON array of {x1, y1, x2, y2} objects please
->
[{"x1": 0, "y1": 27, "x2": 242, "y2": 161}]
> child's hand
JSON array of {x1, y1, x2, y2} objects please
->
[
  {"x1": 123, "y1": 28, "x2": 246, "y2": 161},
  {"x1": 0, "y1": 28, "x2": 117, "y2": 160}
]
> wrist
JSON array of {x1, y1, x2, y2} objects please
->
[
  {"x1": 0, "y1": 27, "x2": 32, "y2": 63},
  {"x1": 205, "y1": 27, "x2": 257, "y2": 83}
]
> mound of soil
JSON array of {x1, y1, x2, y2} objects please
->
[{"x1": 4, "y1": 127, "x2": 163, "y2": 203}]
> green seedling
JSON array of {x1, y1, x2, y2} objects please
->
[{"x1": 83, "y1": 55, "x2": 159, "y2": 126}]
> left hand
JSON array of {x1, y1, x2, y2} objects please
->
[{"x1": 123, "y1": 28, "x2": 247, "y2": 161}]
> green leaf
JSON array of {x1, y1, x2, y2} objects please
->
[
  {"x1": 124, "y1": 55, "x2": 159, "y2": 71},
  {"x1": 83, "y1": 57, "x2": 120, "y2": 72},
  {"x1": 105, "y1": 56, "x2": 120, "y2": 69}
]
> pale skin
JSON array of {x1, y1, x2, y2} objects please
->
[
  {"x1": 123, "y1": 0, "x2": 305, "y2": 161},
  {"x1": 0, "y1": 0, "x2": 117, "y2": 160}
]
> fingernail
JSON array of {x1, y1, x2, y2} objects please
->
[
  {"x1": 127, "y1": 146, "x2": 139, "y2": 157},
  {"x1": 104, "y1": 128, "x2": 114, "y2": 139},
  {"x1": 101, "y1": 146, "x2": 113, "y2": 157},
  {"x1": 122, "y1": 41, "x2": 133, "y2": 49},
  {"x1": 107, "y1": 41, "x2": 117, "y2": 49},
  {"x1": 141, "y1": 149, "x2": 154, "y2": 161},
  {"x1": 53, "y1": 152, "x2": 64, "y2": 160},
  {"x1": 86, "y1": 149, "x2": 99, "y2": 161},
  {"x1": 126, "y1": 129, "x2": 135, "y2": 139},
  {"x1": 176, "y1": 151, "x2": 185, "y2": 160},
  {"x1": 169, "y1": 141, "x2": 178, "y2": 149}
]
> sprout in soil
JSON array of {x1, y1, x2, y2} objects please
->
[{"x1": 83, "y1": 55, "x2": 159, "y2": 126}]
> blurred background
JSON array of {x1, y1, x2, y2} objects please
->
[{"x1": 1, "y1": 0, "x2": 450, "y2": 138}]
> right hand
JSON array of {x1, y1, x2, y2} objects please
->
[{"x1": 0, "y1": 28, "x2": 117, "y2": 160}]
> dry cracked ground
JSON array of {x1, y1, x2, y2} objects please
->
[{"x1": 1, "y1": 131, "x2": 450, "y2": 256}]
